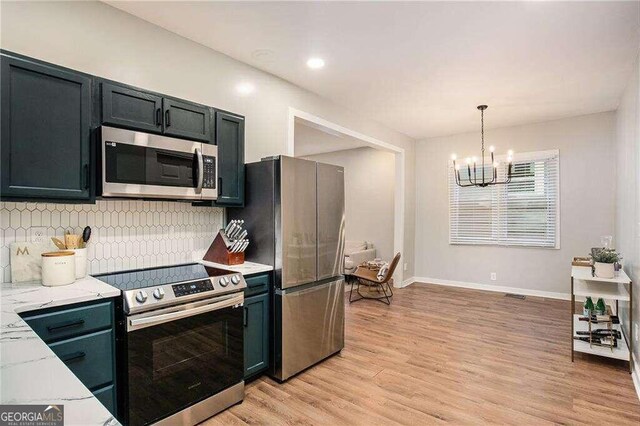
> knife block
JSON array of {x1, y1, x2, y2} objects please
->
[{"x1": 203, "y1": 232, "x2": 245, "y2": 265}]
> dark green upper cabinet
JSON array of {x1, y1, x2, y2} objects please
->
[
  {"x1": 101, "y1": 83, "x2": 162, "y2": 133},
  {"x1": 1, "y1": 53, "x2": 92, "y2": 201},
  {"x1": 163, "y1": 98, "x2": 211, "y2": 142},
  {"x1": 214, "y1": 111, "x2": 245, "y2": 206},
  {"x1": 244, "y1": 292, "x2": 269, "y2": 379}
]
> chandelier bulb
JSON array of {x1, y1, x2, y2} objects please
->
[
  {"x1": 493, "y1": 162, "x2": 499, "y2": 168},
  {"x1": 472, "y1": 156, "x2": 477, "y2": 164},
  {"x1": 507, "y1": 149, "x2": 514, "y2": 157},
  {"x1": 489, "y1": 145, "x2": 495, "y2": 153},
  {"x1": 451, "y1": 154, "x2": 457, "y2": 161},
  {"x1": 465, "y1": 157, "x2": 471, "y2": 165}
]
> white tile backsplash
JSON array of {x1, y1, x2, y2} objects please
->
[{"x1": 0, "y1": 200, "x2": 224, "y2": 282}]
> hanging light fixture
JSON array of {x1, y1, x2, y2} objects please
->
[{"x1": 451, "y1": 105, "x2": 513, "y2": 188}]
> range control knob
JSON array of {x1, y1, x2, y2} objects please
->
[
  {"x1": 135, "y1": 290, "x2": 148, "y2": 304},
  {"x1": 219, "y1": 277, "x2": 229, "y2": 287},
  {"x1": 231, "y1": 275, "x2": 241, "y2": 285},
  {"x1": 153, "y1": 288, "x2": 165, "y2": 300}
]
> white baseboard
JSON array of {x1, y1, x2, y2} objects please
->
[
  {"x1": 401, "y1": 277, "x2": 416, "y2": 287},
  {"x1": 410, "y1": 276, "x2": 570, "y2": 300},
  {"x1": 632, "y1": 352, "x2": 640, "y2": 402}
]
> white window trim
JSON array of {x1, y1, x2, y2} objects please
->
[{"x1": 448, "y1": 149, "x2": 560, "y2": 249}]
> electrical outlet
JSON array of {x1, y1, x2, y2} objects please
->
[
  {"x1": 29, "y1": 227, "x2": 48, "y2": 244},
  {"x1": 490, "y1": 272, "x2": 497, "y2": 281},
  {"x1": 403, "y1": 263, "x2": 408, "y2": 271}
]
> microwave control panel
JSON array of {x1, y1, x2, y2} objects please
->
[{"x1": 203, "y1": 156, "x2": 216, "y2": 189}]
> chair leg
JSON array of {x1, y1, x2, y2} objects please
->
[
  {"x1": 349, "y1": 278, "x2": 393, "y2": 305},
  {"x1": 349, "y1": 277, "x2": 363, "y2": 303},
  {"x1": 381, "y1": 281, "x2": 393, "y2": 305}
]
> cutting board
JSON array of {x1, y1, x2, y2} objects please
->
[{"x1": 10, "y1": 241, "x2": 57, "y2": 283}]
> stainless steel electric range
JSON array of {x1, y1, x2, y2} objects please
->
[{"x1": 94, "y1": 263, "x2": 246, "y2": 426}]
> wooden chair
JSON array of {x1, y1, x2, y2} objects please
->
[{"x1": 349, "y1": 252, "x2": 401, "y2": 305}]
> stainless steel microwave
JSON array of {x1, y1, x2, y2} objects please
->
[{"x1": 100, "y1": 126, "x2": 217, "y2": 200}]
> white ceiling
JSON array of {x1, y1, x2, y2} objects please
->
[
  {"x1": 107, "y1": 1, "x2": 640, "y2": 139},
  {"x1": 294, "y1": 119, "x2": 369, "y2": 157}
]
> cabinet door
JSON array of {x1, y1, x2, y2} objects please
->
[
  {"x1": 244, "y1": 292, "x2": 269, "y2": 379},
  {"x1": 48, "y1": 329, "x2": 114, "y2": 390},
  {"x1": 101, "y1": 82, "x2": 162, "y2": 133},
  {"x1": 1, "y1": 54, "x2": 92, "y2": 200},
  {"x1": 215, "y1": 111, "x2": 245, "y2": 206},
  {"x1": 163, "y1": 98, "x2": 211, "y2": 142}
]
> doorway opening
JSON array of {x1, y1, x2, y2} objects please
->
[{"x1": 287, "y1": 108, "x2": 405, "y2": 286}]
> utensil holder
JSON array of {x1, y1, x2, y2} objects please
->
[{"x1": 72, "y1": 248, "x2": 88, "y2": 278}]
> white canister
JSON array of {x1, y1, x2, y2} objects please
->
[
  {"x1": 72, "y1": 248, "x2": 88, "y2": 279},
  {"x1": 594, "y1": 262, "x2": 615, "y2": 279},
  {"x1": 41, "y1": 251, "x2": 76, "y2": 286}
]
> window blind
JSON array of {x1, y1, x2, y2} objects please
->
[{"x1": 449, "y1": 150, "x2": 559, "y2": 248}]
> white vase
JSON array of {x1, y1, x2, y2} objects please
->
[{"x1": 594, "y1": 262, "x2": 615, "y2": 279}]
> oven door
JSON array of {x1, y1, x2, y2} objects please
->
[
  {"x1": 125, "y1": 293, "x2": 243, "y2": 426},
  {"x1": 101, "y1": 126, "x2": 217, "y2": 200}
]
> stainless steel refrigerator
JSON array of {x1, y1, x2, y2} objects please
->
[{"x1": 228, "y1": 156, "x2": 345, "y2": 381}]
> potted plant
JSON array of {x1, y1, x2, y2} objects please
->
[{"x1": 592, "y1": 249, "x2": 622, "y2": 279}]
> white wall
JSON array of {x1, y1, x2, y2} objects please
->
[
  {"x1": 415, "y1": 112, "x2": 616, "y2": 295},
  {"x1": 0, "y1": 1, "x2": 416, "y2": 278},
  {"x1": 615, "y1": 49, "x2": 639, "y2": 370},
  {"x1": 294, "y1": 122, "x2": 368, "y2": 157},
  {"x1": 302, "y1": 148, "x2": 396, "y2": 262}
]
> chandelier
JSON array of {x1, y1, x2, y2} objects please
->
[{"x1": 451, "y1": 105, "x2": 513, "y2": 188}]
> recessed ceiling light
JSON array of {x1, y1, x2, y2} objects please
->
[
  {"x1": 236, "y1": 82, "x2": 255, "y2": 95},
  {"x1": 306, "y1": 57, "x2": 325, "y2": 69}
]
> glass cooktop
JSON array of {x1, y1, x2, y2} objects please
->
[{"x1": 93, "y1": 263, "x2": 232, "y2": 291}]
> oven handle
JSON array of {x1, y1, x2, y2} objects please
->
[
  {"x1": 127, "y1": 293, "x2": 244, "y2": 332},
  {"x1": 195, "y1": 147, "x2": 204, "y2": 194}
]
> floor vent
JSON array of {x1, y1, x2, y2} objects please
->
[{"x1": 505, "y1": 293, "x2": 526, "y2": 300}]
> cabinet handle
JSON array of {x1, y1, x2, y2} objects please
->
[
  {"x1": 218, "y1": 177, "x2": 222, "y2": 195},
  {"x1": 156, "y1": 108, "x2": 162, "y2": 126},
  {"x1": 60, "y1": 351, "x2": 86, "y2": 363},
  {"x1": 47, "y1": 318, "x2": 85, "y2": 332},
  {"x1": 243, "y1": 306, "x2": 248, "y2": 327},
  {"x1": 165, "y1": 109, "x2": 171, "y2": 127},
  {"x1": 83, "y1": 164, "x2": 90, "y2": 190}
]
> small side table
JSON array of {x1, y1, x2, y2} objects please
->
[{"x1": 571, "y1": 266, "x2": 633, "y2": 372}]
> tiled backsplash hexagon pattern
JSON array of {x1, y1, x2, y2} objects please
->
[{"x1": 0, "y1": 200, "x2": 224, "y2": 283}]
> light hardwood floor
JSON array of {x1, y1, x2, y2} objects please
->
[{"x1": 204, "y1": 284, "x2": 640, "y2": 425}]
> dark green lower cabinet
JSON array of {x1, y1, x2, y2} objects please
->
[
  {"x1": 244, "y1": 292, "x2": 269, "y2": 379},
  {"x1": 93, "y1": 384, "x2": 116, "y2": 414},
  {"x1": 48, "y1": 329, "x2": 114, "y2": 390},
  {"x1": 22, "y1": 300, "x2": 117, "y2": 416}
]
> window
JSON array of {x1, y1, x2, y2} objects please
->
[{"x1": 449, "y1": 150, "x2": 559, "y2": 248}]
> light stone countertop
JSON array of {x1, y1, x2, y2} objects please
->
[
  {"x1": 198, "y1": 260, "x2": 273, "y2": 275},
  {"x1": 0, "y1": 276, "x2": 122, "y2": 425}
]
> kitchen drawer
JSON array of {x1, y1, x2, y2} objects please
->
[
  {"x1": 49, "y1": 329, "x2": 114, "y2": 390},
  {"x1": 244, "y1": 273, "x2": 270, "y2": 297},
  {"x1": 23, "y1": 301, "x2": 113, "y2": 343},
  {"x1": 93, "y1": 384, "x2": 116, "y2": 415}
]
